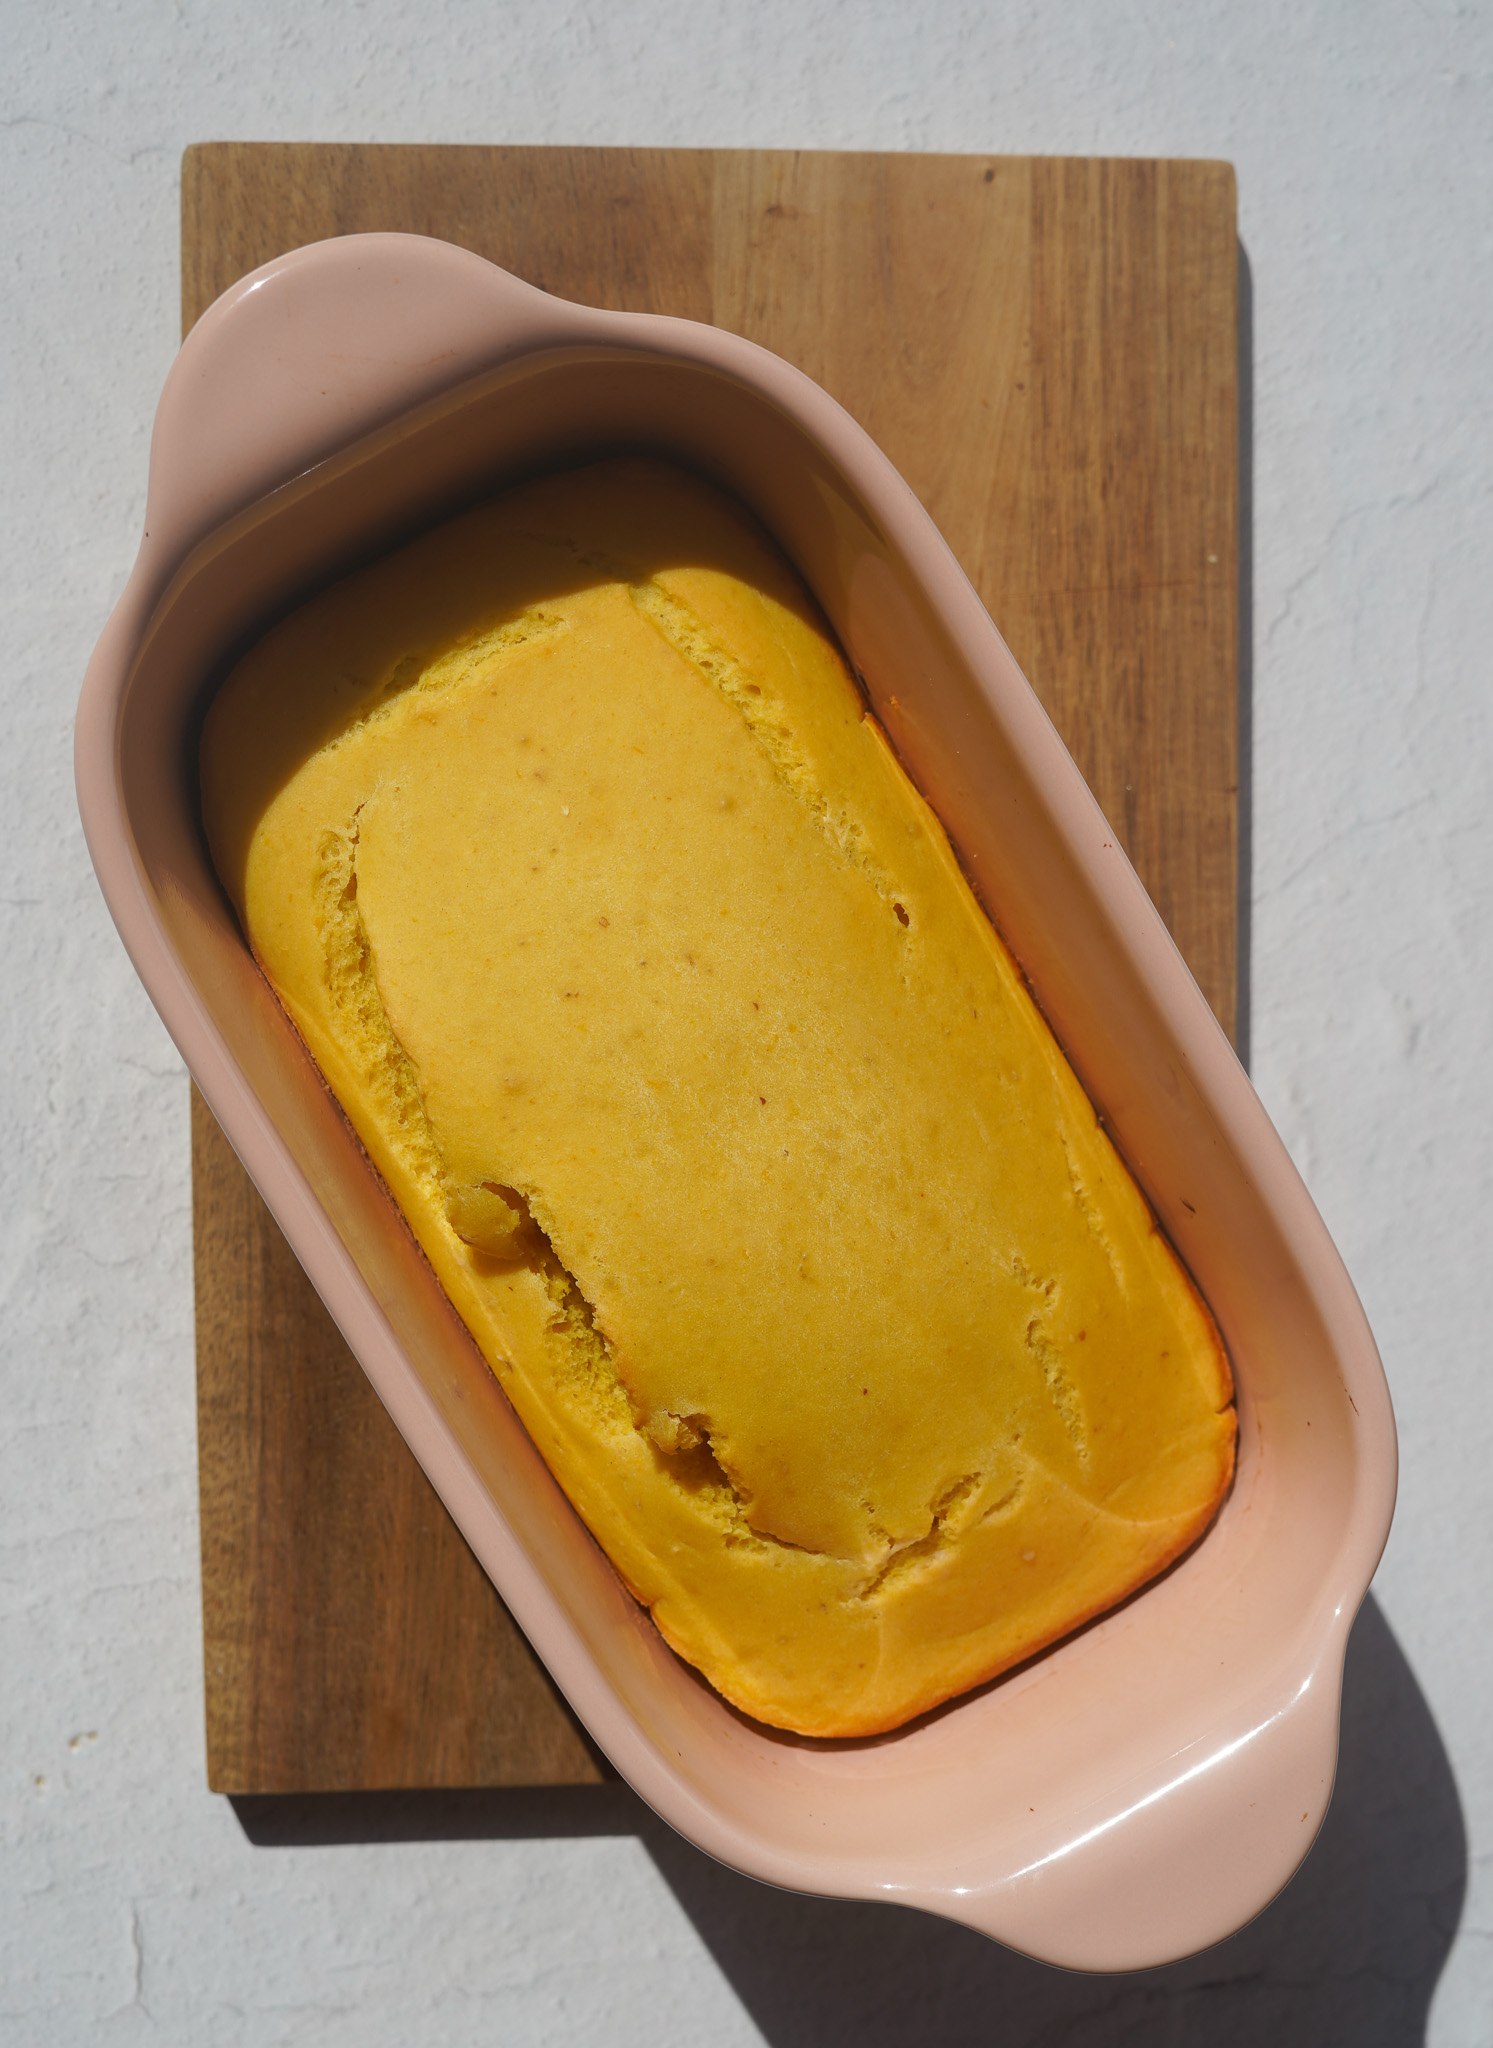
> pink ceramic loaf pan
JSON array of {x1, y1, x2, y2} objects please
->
[{"x1": 76, "y1": 233, "x2": 1395, "y2": 1970}]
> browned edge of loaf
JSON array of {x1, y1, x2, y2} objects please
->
[{"x1": 183, "y1": 142, "x2": 1240, "y2": 1789}]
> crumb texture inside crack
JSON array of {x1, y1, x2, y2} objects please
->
[{"x1": 201, "y1": 457, "x2": 1235, "y2": 1738}]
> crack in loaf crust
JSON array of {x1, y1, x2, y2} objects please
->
[{"x1": 200, "y1": 457, "x2": 1236, "y2": 1738}]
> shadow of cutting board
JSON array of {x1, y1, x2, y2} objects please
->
[{"x1": 184, "y1": 143, "x2": 1239, "y2": 1793}]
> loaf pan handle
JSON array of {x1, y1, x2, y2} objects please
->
[{"x1": 139, "y1": 233, "x2": 561, "y2": 608}]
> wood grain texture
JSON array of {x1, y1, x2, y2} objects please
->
[
  {"x1": 184, "y1": 142, "x2": 1238, "y2": 1792},
  {"x1": 192, "y1": 1088, "x2": 607, "y2": 1790}
]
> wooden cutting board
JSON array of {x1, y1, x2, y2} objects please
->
[{"x1": 184, "y1": 143, "x2": 1238, "y2": 1793}]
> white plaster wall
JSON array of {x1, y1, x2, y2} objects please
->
[{"x1": 3, "y1": 2, "x2": 1489, "y2": 2041}]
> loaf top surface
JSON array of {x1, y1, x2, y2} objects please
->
[{"x1": 202, "y1": 458, "x2": 1235, "y2": 1735}]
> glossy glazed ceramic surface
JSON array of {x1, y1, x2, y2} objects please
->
[{"x1": 75, "y1": 233, "x2": 1396, "y2": 1969}]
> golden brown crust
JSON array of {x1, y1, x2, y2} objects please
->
[{"x1": 202, "y1": 458, "x2": 1234, "y2": 1737}]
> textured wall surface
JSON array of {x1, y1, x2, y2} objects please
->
[{"x1": 3, "y1": 3, "x2": 1489, "y2": 2042}]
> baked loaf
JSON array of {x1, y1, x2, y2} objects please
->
[{"x1": 201, "y1": 458, "x2": 1235, "y2": 1737}]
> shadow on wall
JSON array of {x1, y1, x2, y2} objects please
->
[{"x1": 235, "y1": 1595, "x2": 1463, "y2": 2047}]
